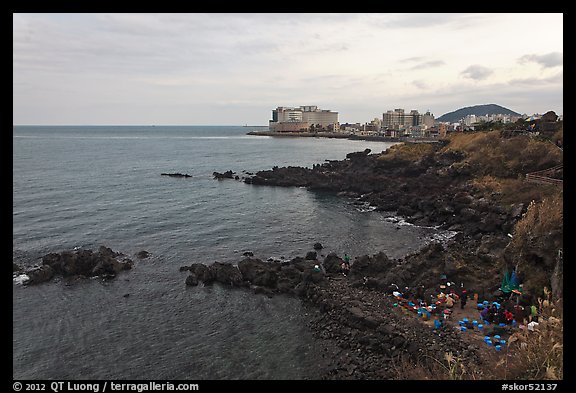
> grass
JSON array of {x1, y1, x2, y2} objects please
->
[{"x1": 378, "y1": 142, "x2": 436, "y2": 163}]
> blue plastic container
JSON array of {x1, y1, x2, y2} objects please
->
[
  {"x1": 434, "y1": 320, "x2": 442, "y2": 329},
  {"x1": 494, "y1": 335, "x2": 501, "y2": 340},
  {"x1": 500, "y1": 340, "x2": 506, "y2": 346},
  {"x1": 495, "y1": 345, "x2": 501, "y2": 351},
  {"x1": 486, "y1": 340, "x2": 493, "y2": 346},
  {"x1": 484, "y1": 336, "x2": 490, "y2": 342},
  {"x1": 463, "y1": 318, "x2": 469, "y2": 323},
  {"x1": 478, "y1": 324, "x2": 484, "y2": 331},
  {"x1": 458, "y1": 320, "x2": 465, "y2": 326},
  {"x1": 460, "y1": 326, "x2": 467, "y2": 332},
  {"x1": 472, "y1": 320, "x2": 478, "y2": 325}
]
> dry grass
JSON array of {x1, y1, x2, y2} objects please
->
[
  {"x1": 509, "y1": 193, "x2": 563, "y2": 252},
  {"x1": 440, "y1": 131, "x2": 562, "y2": 178},
  {"x1": 495, "y1": 288, "x2": 563, "y2": 380},
  {"x1": 470, "y1": 176, "x2": 559, "y2": 205},
  {"x1": 378, "y1": 142, "x2": 436, "y2": 163}
]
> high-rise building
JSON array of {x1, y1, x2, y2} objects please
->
[
  {"x1": 270, "y1": 106, "x2": 339, "y2": 132},
  {"x1": 382, "y1": 108, "x2": 434, "y2": 131}
]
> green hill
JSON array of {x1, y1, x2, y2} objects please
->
[{"x1": 437, "y1": 104, "x2": 522, "y2": 123}]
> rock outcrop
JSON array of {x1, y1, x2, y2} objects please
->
[
  {"x1": 16, "y1": 246, "x2": 134, "y2": 285},
  {"x1": 161, "y1": 173, "x2": 192, "y2": 178}
]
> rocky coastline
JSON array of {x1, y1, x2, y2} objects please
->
[
  {"x1": 183, "y1": 133, "x2": 561, "y2": 379},
  {"x1": 13, "y1": 246, "x2": 142, "y2": 285},
  {"x1": 15, "y1": 131, "x2": 561, "y2": 380},
  {"x1": 247, "y1": 130, "x2": 437, "y2": 143}
]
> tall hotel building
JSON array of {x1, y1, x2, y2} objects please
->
[
  {"x1": 382, "y1": 108, "x2": 434, "y2": 130},
  {"x1": 269, "y1": 106, "x2": 339, "y2": 132}
]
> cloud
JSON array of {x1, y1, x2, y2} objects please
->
[
  {"x1": 410, "y1": 60, "x2": 445, "y2": 70},
  {"x1": 461, "y1": 65, "x2": 493, "y2": 81},
  {"x1": 508, "y1": 70, "x2": 563, "y2": 86},
  {"x1": 374, "y1": 13, "x2": 488, "y2": 29},
  {"x1": 518, "y1": 52, "x2": 563, "y2": 68},
  {"x1": 412, "y1": 80, "x2": 429, "y2": 89}
]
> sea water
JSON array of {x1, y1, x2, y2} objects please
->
[{"x1": 13, "y1": 125, "x2": 453, "y2": 379}]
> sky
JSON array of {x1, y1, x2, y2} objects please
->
[{"x1": 13, "y1": 13, "x2": 563, "y2": 125}]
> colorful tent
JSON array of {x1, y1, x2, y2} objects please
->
[{"x1": 500, "y1": 270, "x2": 521, "y2": 293}]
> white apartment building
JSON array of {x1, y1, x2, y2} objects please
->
[{"x1": 270, "y1": 105, "x2": 339, "y2": 131}]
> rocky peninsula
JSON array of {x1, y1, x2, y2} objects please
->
[{"x1": 184, "y1": 129, "x2": 563, "y2": 379}]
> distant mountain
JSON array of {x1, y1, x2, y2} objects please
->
[{"x1": 437, "y1": 104, "x2": 522, "y2": 123}]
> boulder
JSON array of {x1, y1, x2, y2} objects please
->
[
  {"x1": 213, "y1": 170, "x2": 235, "y2": 179},
  {"x1": 276, "y1": 265, "x2": 304, "y2": 293},
  {"x1": 25, "y1": 265, "x2": 54, "y2": 285},
  {"x1": 185, "y1": 273, "x2": 199, "y2": 286},
  {"x1": 323, "y1": 253, "x2": 344, "y2": 274},
  {"x1": 40, "y1": 247, "x2": 132, "y2": 281},
  {"x1": 210, "y1": 262, "x2": 243, "y2": 287},
  {"x1": 161, "y1": 173, "x2": 192, "y2": 178},
  {"x1": 305, "y1": 251, "x2": 317, "y2": 260},
  {"x1": 188, "y1": 263, "x2": 215, "y2": 284},
  {"x1": 237, "y1": 258, "x2": 280, "y2": 288}
]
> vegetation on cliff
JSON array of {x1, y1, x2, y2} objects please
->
[{"x1": 245, "y1": 127, "x2": 563, "y2": 380}]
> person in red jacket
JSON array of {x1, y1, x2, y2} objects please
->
[{"x1": 504, "y1": 309, "x2": 514, "y2": 323}]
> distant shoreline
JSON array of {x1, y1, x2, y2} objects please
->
[{"x1": 246, "y1": 130, "x2": 440, "y2": 143}]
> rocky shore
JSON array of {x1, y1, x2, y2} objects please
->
[
  {"x1": 179, "y1": 247, "x2": 495, "y2": 379},
  {"x1": 185, "y1": 133, "x2": 561, "y2": 379},
  {"x1": 13, "y1": 246, "x2": 141, "y2": 285}
]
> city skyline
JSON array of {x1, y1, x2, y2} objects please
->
[{"x1": 13, "y1": 13, "x2": 563, "y2": 125}]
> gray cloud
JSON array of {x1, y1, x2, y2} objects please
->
[
  {"x1": 373, "y1": 13, "x2": 488, "y2": 29},
  {"x1": 518, "y1": 52, "x2": 563, "y2": 68},
  {"x1": 508, "y1": 70, "x2": 563, "y2": 86},
  {"x1": 410, "y1": 60, "x2": 445, "y2": 70},
  {"x1": 412, "y1": 80, "x2": 429, "y2": 89},
  {"x1": 461, "y1": 65, "x2": 493, "y2": 80}
]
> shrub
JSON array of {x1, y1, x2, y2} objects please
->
[{"x1": 498, "y1": 288, "x2": 563, "y2": 380}]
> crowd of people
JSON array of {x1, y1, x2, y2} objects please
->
[{"x1": 389, "y1": 275, "x2": 540, "y2": 331}]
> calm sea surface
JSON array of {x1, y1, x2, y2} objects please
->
[{"x1": 13, "y1": 126, "x2": 452, "y2": 379}]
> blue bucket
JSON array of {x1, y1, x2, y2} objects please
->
[
  {"x1": 478, "y1": 324, "x2": 484, "y2": 331},
  {"x1": 486, "y1": 340, "x2": 493, "y2": 346},
  {"x1": 495, "y1": 345, "x2": 501, "y2": 351},
  {"x1": 472, "y1": 320, "x2": 478, "y2": 325},
  {"x1": 484, "y1": 336, "x2": 490, "y2": 342},
  {"x1": 500, "y1": 340, "x2": 506, "y2": 346},
  {"x1": 494, "y1": 335, "x2": 501, "y2": 340},
  {"x1": 460, "y1": 326, "x2": 467, "y2": 332}
]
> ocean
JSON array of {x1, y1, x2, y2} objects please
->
[{"x1": 13, "y1": 125, "x2": 453, "y2": 379}]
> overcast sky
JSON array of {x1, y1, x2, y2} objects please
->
[{"x1": 13, "y1": 13, "x2": 563, "y2": 125}]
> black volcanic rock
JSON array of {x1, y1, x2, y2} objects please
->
[
  {"x1": 21, "y1": 246, "x2": 134, "y2": 285},
  {"x1": 161, "y1": 173, "x2": 192, "y2": 178},
  {"x1": 213, "y1": 170, "x2": 235, "y2": 179}
]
